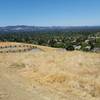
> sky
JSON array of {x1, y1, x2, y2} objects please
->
[{"x1": 0, "y1": 0, "x2": 100, "y2": 26}]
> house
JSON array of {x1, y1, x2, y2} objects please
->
[{"x1": 92, "y1": 48, "x2": 100, "y2": 52}]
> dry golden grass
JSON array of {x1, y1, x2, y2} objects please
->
[
  {"x1": 15, "y1": 45, "x2": 100, "y2": 100},
  {"x1": 0, "y1": 42, "x2": 100, "y2": 100},
  {"x1": 0, "y1": 42, "x2": 17, "y2": 46}
]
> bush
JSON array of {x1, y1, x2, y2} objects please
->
[{"x1": 66, "y1": 45, "x2": 75, "y2": 51}]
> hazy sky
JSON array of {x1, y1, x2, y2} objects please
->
[{"x1": 0, "y1": 0, "x2": 100, "y2": 26}]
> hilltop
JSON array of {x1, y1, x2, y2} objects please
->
[{"x1": 0, "y1": 42, "x2": 100, "y2": 100}]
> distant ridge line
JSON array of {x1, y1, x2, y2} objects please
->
[{"x1": 0, "y1": 25, "x2": 100, "y2": 33}]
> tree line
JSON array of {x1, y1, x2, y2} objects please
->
[{"x1": 0, "y1": 31, "x2": 100, "y2": 51}]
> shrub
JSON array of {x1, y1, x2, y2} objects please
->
[{"x1": 66, "y1": 45, "x2": 75, "y2": 51}]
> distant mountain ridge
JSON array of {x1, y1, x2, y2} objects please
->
[{"x1": 0, "y1": 25, "x2": 100, "y2": 33}]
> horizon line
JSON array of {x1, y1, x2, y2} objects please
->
[{"x1": 0, "y1": 25, "x2": 100, "y2": 27}]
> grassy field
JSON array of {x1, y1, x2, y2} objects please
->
[{"x1": 0, "y1": 42, "x2": 100, "y2": 100}]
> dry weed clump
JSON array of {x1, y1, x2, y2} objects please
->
[
  {"x1": 10, "y1": 63, "x2": 26, "y2": 69},
  {"x1": 43, "y1": 73, "x2": 66, "y2": 84}
]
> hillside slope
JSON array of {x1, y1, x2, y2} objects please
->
[{"x1": 0, "y1": 42, "x2": 100, "y2": 100}]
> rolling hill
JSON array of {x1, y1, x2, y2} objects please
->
[{"x1": 0, "y1": 42, "x2": 100, "y2": 100}]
